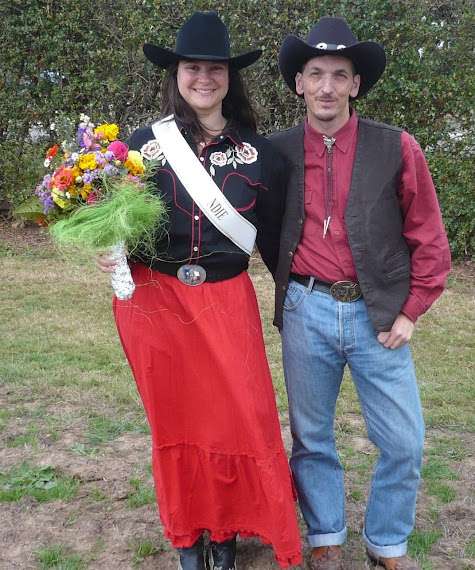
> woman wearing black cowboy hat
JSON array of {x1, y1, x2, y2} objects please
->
[{"x1": 95, "y1": 11, "x2": 303, "y2": 570}]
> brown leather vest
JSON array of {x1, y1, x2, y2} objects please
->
[{"x1": 269, "y1": 118, "x2": 411, "y2": 333}]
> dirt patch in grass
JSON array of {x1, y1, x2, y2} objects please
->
[{"x1": 1, "y1": 222, "x2": 474, "y2": 569}]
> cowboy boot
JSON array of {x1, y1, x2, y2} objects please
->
[
  {"x1": 177, "y1": 536, "x2": 206, "y2": 570},
  {"x1": 209, "y1": 535, "x2": 237, "y2": 570},
  {"x1": 366, "y1": 548, "x2": 421, "y2": 570},
  {"x1": 307, "y1": 545, "x2": 343, "y2": 570}
]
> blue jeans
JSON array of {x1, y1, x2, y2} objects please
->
[{"x1": 281, "y1": 278, "x2": 424, "y2": 558}]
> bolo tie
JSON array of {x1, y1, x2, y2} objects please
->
[{"x1": 323, "y1": 135, "x2": 336, "y2": 238}]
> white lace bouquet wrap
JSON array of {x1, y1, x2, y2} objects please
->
[{"x1": 109, "y1": 240, "x2": 135, "y2": 300}]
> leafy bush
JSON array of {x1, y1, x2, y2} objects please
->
[{"x1": 1, "y1": 0, "x2": 473, "y2": 258}]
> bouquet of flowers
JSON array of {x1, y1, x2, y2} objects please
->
[{"x1": 15, "y1": 114, "x2": 166, "y2": 299}]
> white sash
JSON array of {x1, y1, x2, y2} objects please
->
[{"x1": 151, "y1": 115, "x2": 257, "y2": 256}]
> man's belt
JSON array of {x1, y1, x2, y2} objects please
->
[{"x1": 290, "y1": 273, "x2": 362, "y2": 302}]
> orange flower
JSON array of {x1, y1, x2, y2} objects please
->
[
  {"x1": 46, "y1": 145, "x2": 59, "y2": 159},
  {"x1": 53, "y1": 168, "x2": 74, "y2": 191}
]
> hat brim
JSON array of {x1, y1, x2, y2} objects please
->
[
  {"x1": 279, "y1": 35, "x2": 386, "y2": 100},
  {"x1": 143, "y1": 44, "x2": 262, "y2": 70}
]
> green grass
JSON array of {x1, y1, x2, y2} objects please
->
[
  {"x1": 424, "y1": 480, "x2": 457, "y2": 503},
  {"x1": 0, "y1": 462, "x2": 80, "y2": 502},
  {"x1": 466, "y1": 539, "x2": 475, "y2": 558},
  {"x1": 36, "y1": 543, "x2": 85, "y2": 569},
  {"x1": 127, "y1": 477, "x2": 156, "y2": 509},
  {"x1": 421, "y1": 457, "x2": 459, "y2": 481},
  {"x1": 128, "y1": 537, "x2": 164, "y2": 567},
  {"x1": 408, "y1": 527, "x2": 442, "y2": 559},
  {"x1": 86, "y1": 414, "x2": 140, "y2": 444},
  {"x1": 1, "y1": 234, "x2": 474, "y2": 568}
]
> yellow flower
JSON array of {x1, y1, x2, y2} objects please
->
[
  {"x1": 71, "y1": 165, "x2": 82, "y2": 179},
  {"x1": 80, "y1": 184, "x2": 93, "y2": 200},
  {"x1": 52, "y1": 195, "x2": 71, "y2": 210},
  {"x1": 124, "y1": 150, "x2": 144, "y2": 176},
  {"x1": 78, "y1": 153, "x2": 98, "y2": 171},
  {"x1": 94, "y1": 123, "x2": 119, "y2": 142}
]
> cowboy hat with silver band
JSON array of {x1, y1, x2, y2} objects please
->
[
  {"x1": 279, "y1": 16, "x2": 386, "y2": 100},
  {"x1": 143, "y1": 11, "x2": 262, "y2": 70}
]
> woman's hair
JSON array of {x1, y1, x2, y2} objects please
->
[{"x1": 160, "y1": 61, "x2": 259, "y2": 142}]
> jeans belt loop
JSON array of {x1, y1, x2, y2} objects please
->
[{"x1": 307, "y1": 276, "x2": 315, "y2": 293}]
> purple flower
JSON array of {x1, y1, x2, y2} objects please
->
[
  {"x1": 82, "y1": 172, "x2": 93, "y2": 184},
  {"x1": 94, "y1": 151, "x2": 106, "y2": 165},
  {"x1": 102, "y1": 163, "x2": 119, "y2": 177},
  {"x1": 42, "y1": 174, "x2": 52, "y2": 188},
  {"x1": 77, "y1": 125, "x2": 88, "y2": 149},
  {"x1": 104, "y1": 150, "x2": 114, "y2": 162},
  {"x1": 36, "y1": 188, "x2": 55, "y2": 214}
]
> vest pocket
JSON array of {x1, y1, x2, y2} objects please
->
[{"x1": 385, "y1": 251, "x2": 411, "y2": 279}]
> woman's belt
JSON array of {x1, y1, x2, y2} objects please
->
[{"x1": 151, "y1": 260, "x2": 245, "y2": 285}]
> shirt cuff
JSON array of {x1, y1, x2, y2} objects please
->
[{"x1": 401, "y1": 293, "x2": 426, "y2": 324}]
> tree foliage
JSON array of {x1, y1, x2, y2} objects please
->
[{"x1": 1, "y1": 0, "x2": 473, "y2": 258}]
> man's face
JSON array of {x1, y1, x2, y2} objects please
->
[{"x1": 295, "y1": 55, "x2": 360, "y2": 134}]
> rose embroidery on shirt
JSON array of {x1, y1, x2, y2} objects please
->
[
  {"x1": 140, "y1": 140, "x2": 167, "y2": 165},
  {"x1": 209, "y1": 151, "x2": 227, "y2": 167},
  {"x1": 209, "y1": 142, "x2": 258, "y2": 177},
  {"x1": 236, "y1": 142, "x2": 258, "y2": 164}
]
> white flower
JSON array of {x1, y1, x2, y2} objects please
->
[
  {"x1": 50, "y1": 123, "x2": 56, "y2": 131},
  {"x1": 209, "y1": 151, "x2": 227, "y2": 167},
  {"x1": 44, "y1": 158, "x2": 51, "y2": 167},
  {"x1": 235, "y1": 142, "x2": 258, "y2": 164},
  {"x1": 141, "y1": 139, "x2": 165, "y2": 161}
]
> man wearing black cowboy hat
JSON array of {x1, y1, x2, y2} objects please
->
[{"x1": 268, "y1": 17, "x2": 450, "y2": 570}]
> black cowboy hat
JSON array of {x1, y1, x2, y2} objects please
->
[
  {"x1": 143, "y1": 11, "x2": 262, "y2": 70},
  {"x1": 279, "y1": 17, "x2": 386, "y2": 100}
]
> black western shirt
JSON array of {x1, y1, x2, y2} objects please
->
[{"x1": 127, "y1": 120, "x2": 287, "y2": 280}]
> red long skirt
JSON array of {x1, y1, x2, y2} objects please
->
[{"x1": 113, "y1": 262, "x2": 302, "y2": 568}]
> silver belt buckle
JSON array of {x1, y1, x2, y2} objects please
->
[
  {"x1": 330, "y1": 281, "x2": 362, "y2": 302},
  {"x1": 177, "y1": 264, "x2": 206, "y2": 286}
]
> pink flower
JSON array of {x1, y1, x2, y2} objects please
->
[
  {"x1": 87, "y1": 189, "x2": 102, "y2": 204},
  {"x1": 236, "y1": 142, "x2": 258, "y2": 164},
  {"x1": 210, "y1": 151, "x2": 227, "y2": 167},
  {"x1": 108, "y1": 140, "x2": 129, "y2": 162}
]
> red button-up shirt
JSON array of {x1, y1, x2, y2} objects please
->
[{"x1": 291, "y1": 110, "x2": 451, "y2": 323}]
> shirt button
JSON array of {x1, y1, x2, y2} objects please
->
[
  {"x1": 220, "y1": 135, "x2": 224, "y2": 139},
  {"x1": 344, "y1": 261, "x2": 350, "y2": 266},
  {"x1": 298, "y1": 219, "x2": 303, "y2": 225},
  {"x1": 334, "y1": 230, "x2": 340, "y2": 235},
  {"x1": 194, "y1": 215, "x2": 199, "y2": 221},
  {"x1": 199, "y1": 157, "x2": 204, "y2": 162},
  {"x1": 281, "y1": 285, "x2": 286, "y2": 291},
  {"x1": 193, "y1": 246, "x2": 198, "y2": 252},
  {"x1": 288, "y1": 251, "x2": 293, "y2": 257}
]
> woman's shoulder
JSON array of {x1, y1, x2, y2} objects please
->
[{"x1": 126, "y1": 124, "x2": 156, "y2": 151}]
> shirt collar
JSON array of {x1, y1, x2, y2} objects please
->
[
  {"x1": 176, "y1": 118, "x2": 244, "y2": 148},
  {"x1": 305, "y1": 108, "x2": 359, "y2": 155}
]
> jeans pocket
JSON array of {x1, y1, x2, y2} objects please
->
[{"x1": 283, "y1": 282, "x2": 307, "y2": 312}]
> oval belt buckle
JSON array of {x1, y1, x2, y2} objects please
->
[
  {"x1": 330, "y1": 281, "x2": 362, "y2": 302},
  {"x1": 177, "y1": 264, "x2": 207, "y2": 286}
]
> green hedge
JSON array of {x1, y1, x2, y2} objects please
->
[{"x1": 1, "y1": 0, "x2": 473, "y2": 258}]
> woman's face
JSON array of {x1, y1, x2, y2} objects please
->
[{"x1": 177, "y1": 60, "x2": 229, "y2": 116}]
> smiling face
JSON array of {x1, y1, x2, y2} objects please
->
[
  {"x1": 296, "y1": 54, "x2": 360, "y2": 134},
  {"x1": 177, "y1": 59, "x2": 229, "y2": 118}
]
